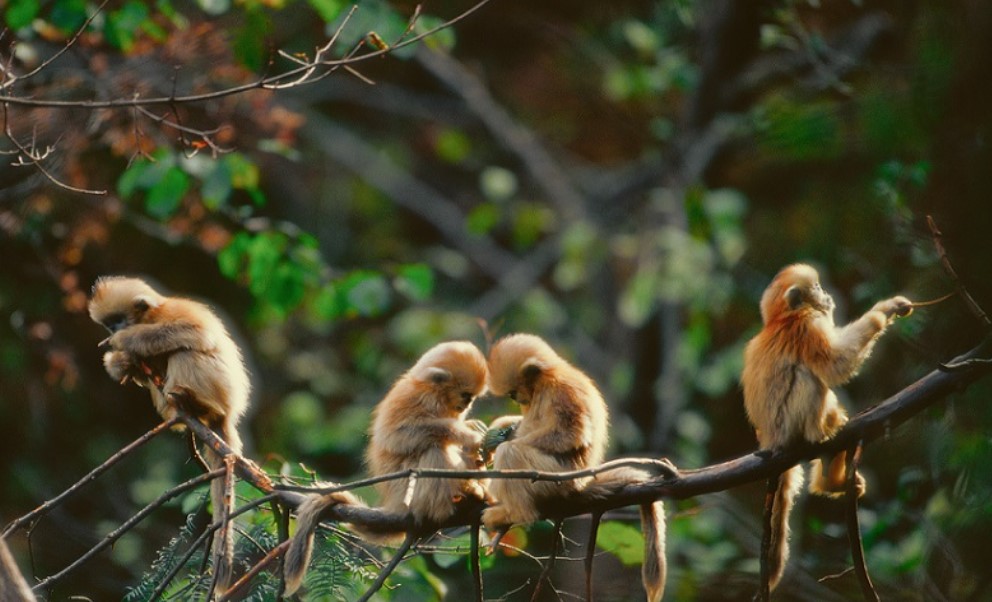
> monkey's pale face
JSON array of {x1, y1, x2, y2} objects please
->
[
  {"x1": 89, "y1": 277, "x2": 163, "y2": 335},
  {"x1": 787, "y1": 278, "x2": 835, "y2": 315}
]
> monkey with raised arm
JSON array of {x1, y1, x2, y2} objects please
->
[
  {"x1": 741, "y1": 263, "x2": 911, "y2": 591},
  {"x1": 88, "y1": 276, "x2": 250, "y2": 590},
  {"x1": 283, "y1": 341, "x2": 490, "y2": 596},
  {"x1": 483, "y1": 333, "x2": 670, "y2": 602}
]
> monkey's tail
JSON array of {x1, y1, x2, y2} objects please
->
[
  {"x1": 585, "y1": 467, "x2": 668, "y2": 601},
  {"x1": 768, "y1": 465, "x2": 804, "y2": 591},
  {"x1": 284, "y1": 489, "x2": 364, "y2": 597},
  {"x1": 205, "y1": 447, "x2": 235, "y2": 594},
  {"x1": 640, "y1": 501, "x2": 666, "y2": 602}
]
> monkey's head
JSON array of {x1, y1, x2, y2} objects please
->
[
  {"x1": 89, "y1": 276, "x2": 164, "y2": 334},
  {"x1": 487, "y1": 333, "x2": 561, "y2": 412},
  {"x1": 409, "y1": 341, "x2": 488, "y2": 417},
  {"x1": 760, "y1": 264, "x2": 835, "y2": 324}
]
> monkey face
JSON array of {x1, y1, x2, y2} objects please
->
[
  {"x1": 89, "y1": 277, "x2": 163, "y2": 334},
  {"x1": 785, "y1": 279, "x2": 835, "y2": 314}
]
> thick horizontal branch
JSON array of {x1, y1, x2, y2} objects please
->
[{"x1": 177, "y1": 338, "x2": 992, "y2": 535}]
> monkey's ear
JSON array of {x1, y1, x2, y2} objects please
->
[
  {"x1": 133, "y1": 295, "x2": 160, "y2": 311},
  {"x1": 520, "y1": 358, "x2": 544, "y2": 386},
  {"x1": 425, "y1": 367, "x2": 452, "y2": 384},
  {"x1": 785, "y1": 285, "x2": 804, "y2": 310}
]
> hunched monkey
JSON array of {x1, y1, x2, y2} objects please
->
[
  {"x1": 283, "y1": 341, "x2": 490, "y2": 596},
  {"x1": 483, "y1": 333, "x2": 669, "y2": 602},
  {"x1": 88, "y1": 276, "x2": 250, "y2": 590},
  {"x1": 741, "y1": 263, "x2": 911, "y2": 591}
]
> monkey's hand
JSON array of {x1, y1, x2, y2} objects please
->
[
  {"x1": 872, "y1": 295, "x2": 913, "y2": 319},
  {"x1": 103, "y1": 351, "x2": 143, "y2": 385}
]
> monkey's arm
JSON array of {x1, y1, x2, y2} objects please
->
[
  {"x1": 818, "y1": 296, "x2": 911, "y2": 385},
  {"x1": 385, "y1": 419, "x2": 482, "y2": 457},
  {"x1": 515, "y1": 389, "x2": 590, "y2": 452},
  {"x1": 110, "y1": 321, "x2": 213, "y2": 356}
]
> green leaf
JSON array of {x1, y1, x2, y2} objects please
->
[
  {"x1": 466, "y1": 202, "x2": 500, "y2": 235},
  {"x1": 117, "y1": 161, "x2": 150, "y2": 200},
  {"x1": 225, "y1": 152, "x2": 260, "y2": 189},
  {"x1": 201, "y1": 161, "x2": 233, "y2": 210},
  {"x1": 218, "y1": 232, "x2": 252, "y2": 279},
  {"x1": 105, "y1": 1, "x2": 151, "y2": 52},
  {"x1": 340, "y1": 271, "x2": 391, "y2": 317},
  {"x1": 145, "y1": 167, "x2": 189, "y2": 219},
  {"x1": 312, "y1": 283, "x2": 344, "y2": 321},
  {"x1": 5, "y1": 0, "x2": 40, "y2": 30},
  {"x1": 308, "y1": 0, "x2": 344, "y2": 23},
  {"x1": 393, "y1": 264, "x2": 434, "y2": 302},
  {"x1": 50, "y1": 0, "x2": 87, "y2": 32},
  {"x1": 268, "y1": 263, "x2": 307, "y2": 314},
  {"x1": 596, "y1": 521, "x2": 645, "y2": 566},
  {"x1": 434, "y1": 128, "x2": 471, "y2": 164},
  {"x1": 415, "y1": 14, "x2": 456, "y2": 51},
  {"x1": 246, "y1": 233, "x2": 285, "y2": 296},
  {"x1": 233, "y1": 9, "x2": 270, "y2": 70}
]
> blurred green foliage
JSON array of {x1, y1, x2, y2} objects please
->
[{"x1": 1, "y1": 0, "x2": 992, "y2": 600}]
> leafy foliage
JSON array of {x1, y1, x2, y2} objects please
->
[{"x1": 2, "y1": 0, "x2": 992, "y2": 600}]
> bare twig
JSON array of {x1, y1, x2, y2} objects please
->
[
  {"x1": 278, "y1": 457, "x2": 679, "y2": 496},
  {"x1": 0, "y1": 0, "x2": 494, "y2": 110},
  {"x1": 845, "y1": 442, "x2": 879, "y2": 602},
  {"x1": 531, "y1": 517, "x2": 563, "y2": 602},
  {"x1": 356, "y1": 533, "x2": 419, "y2": 602},
  {"x1": 471, "y1": 519, "x2": 483, "y2": 602},
  {"x1": 31, "y1": 468, "x2": 224, "y2": 592},
  {"x1": 2, "y1": 418, "x2": 178, "y2": 538},
  {"x1": 216, "y1": 540, "x2": 290, "y2": 602},
  {"x1": 148, "y1": 493, "x2": 278, "y2": 602},
  {"x1": 927, "y1": 215, "x2": 992, "y2": 329},
  {"x1": 0, "y1": 0, "x2": 112, "y2": 91},
  {"x1": 584, "y1": 510, "x2": 602, "y2": 602}
]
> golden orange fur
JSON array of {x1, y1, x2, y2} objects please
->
[
  {"x1": 283, "y1": 341, "x2": 489, "y2": 596},
  {"x1": 741, "y1": 263, "x2": 910, "y2": 590},
  {"x1": 483, "y1": 333, "x2": 667, "y2": 602},
  {"x1": 88, "y1": 276, "x2": 250, "y2": 590}
]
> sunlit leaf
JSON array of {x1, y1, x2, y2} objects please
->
[
  {"x1": 308, "y1": 0, "x2": 344, "y2": 23},
  {"x1": 596, "y1": 521, "x2": 644, "y2": 566},
  {"x1": 415, "y1": 14, "x2": 456, "y2": 51},
  {"x1": 5, "y1": 0, "x2": 40, "y2": 30},
  {"x1": 393, "y1": 264, "x2": 434, "y2": 302}
]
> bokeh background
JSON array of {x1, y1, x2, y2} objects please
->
[{"x1": 2, "y1": 0, "x2": 991, "y2": 599}]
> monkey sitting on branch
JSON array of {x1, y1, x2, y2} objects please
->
[
  {"x1": 741, "y1": 263, "x2": 912, "y2": 592},
  {"x1": 88, "y1": 276, "x2": 251, "y2": 591},
  {"x1": 483, "y1": 333, "x2": 673, "y2": 602},
  {"x1": 283, "y1": 341, "x2": 491, "y2": 597}
]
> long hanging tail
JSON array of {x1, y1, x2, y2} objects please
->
[
  {"x1": 768, "y1": 465, "x2": 804, "y2": 591},
  {"x1": 207, "y1": 423, "x2": 242, "y2": 594},
  {"x1": 206, "y1": 449, "x2": 235, "y2": 593},
  {"x1": 640, "y1": 501, "x2": 667, "y2": 602},
  {"x1": 283, "y1": 490, "x2": 363, "y2": 596}
]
